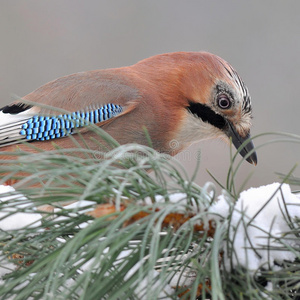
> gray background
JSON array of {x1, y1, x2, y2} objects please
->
[{"x1": 1, "y1": 1, "x2": 299, "y2": 192}]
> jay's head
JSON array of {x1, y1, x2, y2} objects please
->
[{"x1": 137, "y1": 52, "x2": 257, "y2": 165}]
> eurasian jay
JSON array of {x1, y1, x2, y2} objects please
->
[{"x1": 0, "y1": 52, "x2": 257, "y2": 164}]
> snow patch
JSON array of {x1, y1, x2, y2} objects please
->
[
  {"x1": 209, "y1": 183, "x2": 300, "y2": 272},
  {"x1": 0, "y1": 185, "x2": 42, "y2": 230}
]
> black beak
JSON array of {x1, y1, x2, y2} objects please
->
[{"x1": 226, "y1": 122, "x2": 257, "y2": 165}]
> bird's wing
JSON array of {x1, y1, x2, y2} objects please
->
[{"x1": 0, "y1": 70, "x2": 140, "y2": 147}]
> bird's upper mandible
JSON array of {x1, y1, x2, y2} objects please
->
[{"x1": 0, "y1": 51, "x2": 257, "y2": 165}]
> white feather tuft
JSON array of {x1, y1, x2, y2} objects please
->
[{"x1": 0, "y1": 109, "x2": 35, "y2": 147}]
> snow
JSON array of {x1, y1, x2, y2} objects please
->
[
  {"x1": 0, "y1": 185, "x2": 43, "y2": 284},
  {"x1": 125, "y1": 262, "x2": 175, "y2": 299},
  {"x1": 54, "y1": 199, "x2": 96, "y2": 229},
  {"x1": 209, "y1": 182, "x2": 300, "y2": 272},
  {"x1": 0, "y1": 185, "x2": 42, "y2": 230},
  {"x1": 142, "y1": 191, "x2": 212, "y2": 215}
]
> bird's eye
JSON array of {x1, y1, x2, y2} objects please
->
[{"x1": 217, "y1": 94, "x2": 231, "y2": 109}]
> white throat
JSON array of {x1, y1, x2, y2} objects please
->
[{"x1": 173, "y1": 110, "x2": 227, "y2": 149}]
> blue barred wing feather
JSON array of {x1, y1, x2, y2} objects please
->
[{"x1": 0, "y1": 103, "x2": 123, "y2": 147}]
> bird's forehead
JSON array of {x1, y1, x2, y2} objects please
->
[
  {"x1": 217, "y1": 60, "x2": 251, "y2": 107},
  {"x1": 211, "y1": 62, "x2": 252, "y2": 123}
]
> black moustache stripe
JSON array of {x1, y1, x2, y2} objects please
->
[{"x1": 187, "y1": 102, "x2": 226, "y2": 130}]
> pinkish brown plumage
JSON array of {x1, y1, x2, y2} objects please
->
[{"x1": 0, "y1": 52, "x2": 257, "y2": 164}]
